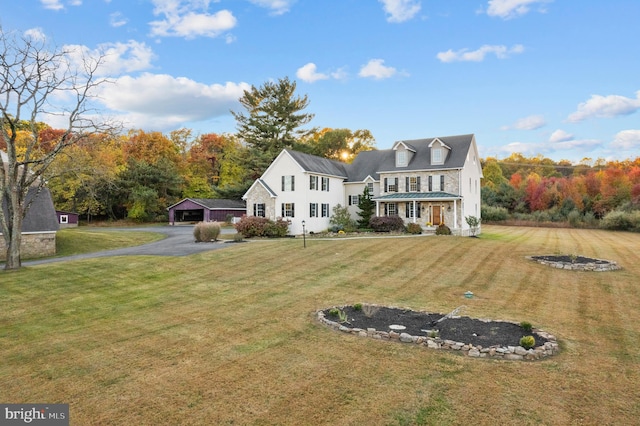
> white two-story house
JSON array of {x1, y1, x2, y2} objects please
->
[{"x1": 243, "y1": 134, "x2": 483, "y2": 235}]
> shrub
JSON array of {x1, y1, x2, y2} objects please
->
[
  {"x1": 465, "y1": 215, "x2": 481, "y2": 236},
  {"x1": 600, "y1": 210, "x2": 640, "y2": 232},
  {"x1": 193, "y1": 221, "x2": 221, "y2": 242},
  {"x1": 369, "y1": 215, "x2": 405, "y2": 232},
  {"x1": 406, "y1": 223, "x2": 422, "y2": 234},
  {"x1": 567, "y1": 209, "x2": 582, "y2": 227},
  {"x1": 353, "y1": 303, "x2": 363, "y2": 311},
  {"x1": 330, "y1": 204, "x2": 357, "y2": 232},
  {"x1": 481, "y1": 205, "x2": 509, "y2": 221},
  {"x1": 232, "y1": 233, "x2": 244, "y2": 242},
  {"x1": 519, "y1": 335, "x2": 536, "y2": 349},
  {"x1": 235, "y1": 216, "x2": 291, "y2": 238},
  {"x1": 520, "y1": 321, "x2": 533, "y2": 332},
  {"x1": 435, "y1": 223, "x2": 451, "y2": 235}
]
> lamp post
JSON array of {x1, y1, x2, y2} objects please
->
[{"x1": 302, "y1": 220, "x2": 306, "y2": 248}]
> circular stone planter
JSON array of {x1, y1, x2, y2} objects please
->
[
  {"x1": 317, "y1": 306, "x2": 559, "y2": 361},
  {"x1": 527, "y1": 255, "x2": 621, "y2": 271}
]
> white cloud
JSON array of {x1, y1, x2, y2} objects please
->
[
  {"x1": 611, "y1": 130, "x2": 640, "y2": 150},
  {"x1": 567, "y1": 91, "x2": 640, "y2": 122},
  {"x1": 498, "y1": 138, "x2": 602, "y2": 159},
  {"x1": 379, "y1": 0, "x2": 421, "y2": 23},
  {"x1": 359, "y1": 59, "x2": 397, "y2": 80},
  {"x1": 39, "y1": 0, "x2": 82, "y2": 10},
  {"x1": 437, "y1": 44, "x2": 524, "y2": 62},
  {"x1": 64, "y1": 41, "x2": 156, "y2": 76},
  {"x1": 486, "y1": 0, "x2": 552, "y2": 19},
  {"x1": 96, "y1": 73, "x2": 250, "y2": 130},
  {"x1": 110, "y1": 12, "x2": 128, "y2": 28},
  {"x1": 502, "y1": 115, "x2": 546, "y2": 131},
  {"x1": 549, "y1": 129, "x2": 573, "y2": 143},
  {"x1": 149, "y1": 0, "x2": 237, "y2": 39},
  {"x1": 296, "y1": 63, "x2": 329, "y2": 83},
  {"x1": 248, "y1": 0, "x2": 296, "y2": 15},
  {"x1": 24, "y1": 28, "x2": 47, "y2": 42}
]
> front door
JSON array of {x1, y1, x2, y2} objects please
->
[{"x1": 432, "y1": 206, "x2": 441, "y2": 225}]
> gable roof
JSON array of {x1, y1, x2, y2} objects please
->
[
  {"x1": 15, "y1": 188, "x2": 59, "y2": 233},
  {"x1": 347, "y1": 134, "x2": 475, "y2": 182},
  {"x1": 168, "y1": 198, "x2": 246, "y2": 210},
  {"x1": 284, "y1": 149, "x2": 349, "y2": 178}
]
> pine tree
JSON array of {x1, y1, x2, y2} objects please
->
[{"x1": 357, "y1": 186, "x2": 376, "y2": 228}]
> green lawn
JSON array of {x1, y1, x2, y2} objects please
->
[{"x1": 1, "y1": 225, "x2": 639, "y2": 425}]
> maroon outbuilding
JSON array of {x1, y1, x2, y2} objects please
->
[{"x1": 167, "y1": 198, "x2": 246, "y2": 225}]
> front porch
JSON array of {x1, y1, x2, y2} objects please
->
[{"x1": 372, "y1": 192, "x2": 463, "y2": 231}]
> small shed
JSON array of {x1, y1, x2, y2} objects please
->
[
  {"x1": 56, "y1": 210, "x2": 79, "y2": 228},
  {"x1": 167, "y1": 198, "x2": 246, "y2": 225}
]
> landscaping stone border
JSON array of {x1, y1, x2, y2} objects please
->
[
  {"x1": 526, "y1": 255, "x2": 621, "y2": 272},
  {"x1": 316, "y1": 309, "x2": 559, "y2": 361}
]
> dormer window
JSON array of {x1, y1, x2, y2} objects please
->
[
  {"x1": 432, "y1": 147, "x2": 442, "y2": 164},
  {"x1": 396, "y1": 150, "x2": 407, "y2": 167}
]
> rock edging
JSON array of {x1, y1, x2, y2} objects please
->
[
  {"x1": 527, "y1": 255, "x2": 620, "y2": 272},
  {"x1": 316, "y1": 309, "x2": 559, "y2": 361}
]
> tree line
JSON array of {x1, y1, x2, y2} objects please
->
[{"x1": 481, "y1": 153, "x2": 640, "y2": 230}]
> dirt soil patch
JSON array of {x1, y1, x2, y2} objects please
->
[
  {"x1": 530, "y1": 255, "x2": 610, "y2": 264},
  {"x1": 325, "y1": 306, "x2": 549, "y2": 347}
]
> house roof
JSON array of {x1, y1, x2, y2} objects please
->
[
  {"x1": 284, "y1": 149, "x2": 349, "y2": 178},
  {"x1": 168, "y1": 198, "x2": 246, "y2": 210},
  {"x1": 372, "y1": 191, "x2": 462, "y2": 201},
  {"x1": 20, "y1": 188, "x2": 60, "y2": 233},
  {"x1": 346, "y1": 134, "x2": 475, "y2": 182}
]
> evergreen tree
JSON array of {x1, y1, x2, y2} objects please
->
[{"x1": 357, "y1": 186, "x2": 376, "y2": 228}]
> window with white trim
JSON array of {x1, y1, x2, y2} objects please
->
[
  {"x1": 310, "y1": 175, "x2": 318, "y2": 190},
  {"x1": 282, "y1": 175, "x2": 295, "y2": 191},
  {"x1": 367, "y1": 182, "x2": 374, "y2": 194},
  {"x1": 282, "y1": 203, "x2": 295, "y2": 218},
  {"x1": 405, "y1": 202, "x2": 421, "y2": 218},
  {"x1": 396, "y1": 150, "x2": 407, "y2": 167},
  {"x1": 429, "y1": 175, "x2": 444, "y2": 191},
  {"x1": 385, "y1": 203, "x2": 397, "y2": 216},
  {"x1": 432, "y1": 147, "x2": 442, "y2": 164},
  {"x1": 60, "y1": 214, "x2": 69, "y2": 224},
  {"x1": 309, "y1": 203, "x2": 318, "y2": 217},
  {"x1": 321, "y1": 203, "x2": 330, "y2": 217},
  {"x1": 253, "y1": 203, "x2": 265, "y2": 217},
  {"x1": 408, "y1": 176, "x2": 419, "y2": 192},
  {"x1": 321, "y1": 177, "x2": 330, "y2": 191},
  {"x1": 385, "y1": 177, "x2": 398, "y2": 192},
  {"x1": 349, "y1": 195, "x2": 360, "y2": 206}
]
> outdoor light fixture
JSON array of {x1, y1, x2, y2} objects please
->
[{"x1": 302, "y1": 220, "x2": 306, "y2": 248}]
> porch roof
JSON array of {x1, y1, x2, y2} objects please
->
[{"x1": 372, "y1": 191, "x2": 461, "y2": 202}]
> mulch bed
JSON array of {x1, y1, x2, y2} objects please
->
[
  {"x1": 530, "y1": 255, "x2": 610, "y2": 264},
  {"x1": 324, "y1": 306, "x2": 548, "y2": 348}
]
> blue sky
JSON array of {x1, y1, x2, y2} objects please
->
[{"x1": 3, "y1": 0, "x2": 640, "y2": 162}]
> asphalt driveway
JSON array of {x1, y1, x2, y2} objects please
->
[{"x1": 24, "y1": 225, "x2": 239, "y2": 266}]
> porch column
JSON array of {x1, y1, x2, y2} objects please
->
[
  {"x1": 453, "y1": 199, "x2": 457, "y2": 229},
  {"x1": 376, "y1": 201, "x2": 380, "y2": 217},
  {"x1": 412, "y1": 200, "x2": 417, "y2": 223}
]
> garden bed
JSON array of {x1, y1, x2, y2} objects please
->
[{"x1": 318, "y1": 305, "x2": 558, "y2": 361}]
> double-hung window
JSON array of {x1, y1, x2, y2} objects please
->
[
  {"x1": 367, "y1": 182, "x2": 374, "y2": 194},
  {"x1": 310, "y1": 175, "x2": 318, "y2": 190},
  {"x1": 282, "y1": 175, "x2": 295, "y2": 191},
  {"x1": 385, "y1": 203, "x2": 397, "y2": 216},
  {"x1": 321, "y1": 203, "x2": 330, "y2": 217},
  {"x1": 282, "y1": 203, "x2": 295, "y2": 218},
  {"x1": 428, "y1": 175, "x2": 444, "y2": 192},
  {"x1": 407, "y1": 176, "x2": 420, "y2": 192},
  {"x1": 385, "y1": 177, "x2": 398, "y2": 192},
  {"x1": 321, "y1": 177, "x2": 330, "y2": 191},
  {"x1": 349, "y1": 195, "x2": 360, "y2": 205},
  {"x1": 405, "y1": 202, "x2": 421, "y2": 218},
  {"x1": 309, "y1": 203, "x2": 318, "y2": 218},
  {"x1": 253, "y1": 203, "x2": 265, "y2": 217}
]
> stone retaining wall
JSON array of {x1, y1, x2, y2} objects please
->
[
  {"x1": 0, "y1": 232, "x2": 56, "y2": 261},
  {"x1": 317, "y1": 310, "x2": 559, "y2": 361}
]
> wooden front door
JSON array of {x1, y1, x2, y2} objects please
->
[{"x1": 432, "y1": 206, "x2": 441, "y2": 225}]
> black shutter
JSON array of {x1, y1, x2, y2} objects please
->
[
  {"x1": 281, "y1": 204, "x2": 285, "y2": 217},
  {"x1": 384, "y1": 178, "x2": 388, "y2": 192},
  {"x1": 440, "y1": 175, "x2": 445, "y2": 191},
  {"x1": 405, "y1": 202, "x2": 410, "y2": 218},
  {"x1": 428, "y1": 176, "x2": 432, "y2": 191},
  {"x1": 291, "y1": 176, "x2": 295, "y2": 191},
  {"x1": 405, "y1": 177, "x2": 409, "y2": 192},
  {"x1": 282, "y1": 176, "x2": 285, "y2": 191},
  {"x1": 253, "y1": 204, "x2": 257, "y2": 216},
  {"x1": 395, "y1": 178, "x2": 398, "y2": 190},
  {"x1": 291, "y1": 204, "x2": 295, "y2": 218},
  {"x1": 417, "y1": 202, "x2": 421, "y2": 218},
  {"x1": 417, "y1": 176, "x2": 421, "y2": 191}
]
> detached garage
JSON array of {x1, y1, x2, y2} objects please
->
[{"x1": 167, "y1": 198, "x2": 246, "y2": 225}]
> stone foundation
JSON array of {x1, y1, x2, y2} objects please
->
[
  {"x1": 0, "y1": 232, "x2": 57, "y2": 260},
  {"x1": 317, "y1": 310, "x2": 559, "y2": 361}
]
